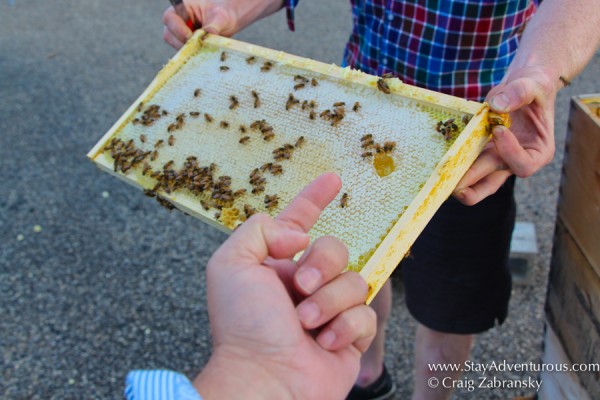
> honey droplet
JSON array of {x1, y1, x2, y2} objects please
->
[{"x1": 373, "y1": 153, "x2": 395, "y2": 177}]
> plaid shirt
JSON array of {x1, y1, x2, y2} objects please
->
[{"x1": 285, "y1": 0, "x2": 537, "y2": 101}]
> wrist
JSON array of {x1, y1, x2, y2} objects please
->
[
  {"x1": 504, "y1": 62, "x2": 563, "y2": 94},
  {"x1": 193, "y1": 347, "x2": 293, "y2": 400}
]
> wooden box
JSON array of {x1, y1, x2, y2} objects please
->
[{"x1": 541, "y1": 95, "x2": 600, "y2": 399}]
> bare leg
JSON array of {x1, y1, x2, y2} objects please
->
[
  {"x1": 412, "y1": 323, "x2": 474, "y2": 400},
  {"x1": 355, "y1": 280, "x2": 392, "y2": 386}
]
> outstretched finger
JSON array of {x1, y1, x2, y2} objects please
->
[
  {"x1": 296, "y1": 271, "x2": 368, "y2": 330},
  {"x1": 276, "y1": 173, "x2": 342, "y2": 233},
  {"x1": 316, "y1": 305, "x2": 376, "y2": 353},
  {"x1": 294, "y1": 235, "x2": 349, "y2": 295}
]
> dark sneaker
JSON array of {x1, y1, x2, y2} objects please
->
[{"x1": 346, "y1": 365, "x2": 396, "y2": 400}]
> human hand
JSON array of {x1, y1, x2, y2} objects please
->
[
  {"x1": 454, "y1": 66, "x2": 557, "y2": 205},
  {"x1": 194, "y1": 173, "x2": 376, "y2": 400},
  {"x1": 162, "y1": 0, "x2": 284, "y2": 49}
]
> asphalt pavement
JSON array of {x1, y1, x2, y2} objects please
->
[{"x1": 1, "y1": 0, "x2": 598, "y2": 398}]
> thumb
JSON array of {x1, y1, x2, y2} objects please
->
[
  {"x1": 488, "y1": 77, "x2": 538, "y2": 113},
  {"x1": 208, "y1": 214, "x2": 310, "y2": 271},
  {"x1": 197, "y1": 7, "x2": 237, "y2": 36}
]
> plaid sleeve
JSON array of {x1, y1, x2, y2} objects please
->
[
  {"x1": 284, "y1": 0, "x2": 299, "y2": 31},
  {"x1": 125, "y1": 370, "x2": 202, "y2": 400}
]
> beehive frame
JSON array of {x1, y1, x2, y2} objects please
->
[{"x1": 88, "y1": 30, "x2": 498, "y2": 303}]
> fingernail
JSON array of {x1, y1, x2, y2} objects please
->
[
  {"x1": 297, "y1": 301, "x2": 320, "y2": 325},
  {"x1": 296, "y1": 267, "x2": 321, "y2": 294},
  {"x1": 454, "y1": 189, "x2": 465, "y2": 200},
  {"x1": 492, "y1": 125, "x2": 505, "y2": 139},
  {"x1": 318, "y1": 330, "x2": 337, "y2": 349},
  {"x1": 490, "y1": 92, "x2": 510, "y2": 111}
]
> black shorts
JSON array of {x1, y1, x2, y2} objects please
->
[{"x1": 402, "y1": 176, "x2": 516, "y2": 334}]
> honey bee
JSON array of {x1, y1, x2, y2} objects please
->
[
  {"x1": 244, "y1": 204, "x2": 257, "y2": 218},
  {"x1": 263, "y1": 131, "x2": 275, "y2": 141},
  {"x1": 435, "y1": 121, "x2": 443, "y2": 132},
  {"x1": 204, "y1": 113, "x2": 214, "y2": 123},
  {"x1": 214, "y1": 211, "x2": 221, "y2": 220},
  {"x1": 194, "y1": 88, "x2": 201, "y2": 97},
  {"x1": 382, "y1": 72, "x2": 394, "y2": 79},
  {"x1": 260, "y1": 162, "x2": 273, "y2": 172},
  {"x1": 285, "y1": 94, "x2": 299, "y2": 111},
  {"x1": 334, "y1": 106, "x2": 346, "y2": 118},
  {"x1": 140, "y1": 134, "x2": 147, "y2": 143},
  {"x1": 320, "y1": 110, "x2": 332, "y2": 120},
  {"x1": 353, "y1": 102, "x2": 361, "y2": 112},
  {"x1": 340, "y1": 193, "x2": 349, "y2": 208},
  {"x1": 294, "y1": 75, "x2": 309, "y2": 83},
  {"x1": 209, "y1": 163, "x2": 217, "y2": 172},
  {"x1": 377, "y1": 78, "x2": 391, "y2": 94},
  {"x1": 220, "y1": 121, "x2": 230, "y2": 129},
  {"x1": 246, "y1": 56, "x2": 256, "y2": 64},
  {"x1": 220, "y1": 66, "x2": 230, "y2": 72},
  {"x1": 252, "y1": 186, "x2": 265, "y2": 194},
  {"x1": 361, "y1": 133, "x2": 373, "y2": 141},
  {"x1": 251, "y1": 175, "x2": 266, "y2": 186},
  {"x1": 269, "y1": 164, "x2": 283, "y2": 175},
  {"x1": 311, "y1": 78, "x2": 318, "y2": 87},
  {"x1": 132, "y1": 118, "x2": 140, "y2": 125},
  {"x1": 239, "y1": 136, "x2": 250, "y2": 144},
  {"x1": 201, "y1": 200, "x2": 210, "y2": 211},
  {"x1": 150, "y1": 150, "x2": 159, "y2": 161},
  {"x1": 167, "y1": 123, "x2": 176, "y2": 133},
  {"x1": 239, "y1": 125, "x2": 248, "y2": 133},
  {"x1": 264, "y1": 194, "x2": 279, "y2": 209},
  {"x1": 163, "y1": 160, "x2": 174, "y2": 170},
  {"x1": 361, "y1": 151, "x2": 373, "y2": 159},
  {"x1": 158, "y1": 196, "x2": 176, "y2": 211},
  {"x1": 168, "y1": 135, "x2": 175, "y2": 146},
  {"x1": 220, "y1": 51, "x2": 227, "y2": 62},
  {"x1": 229, "y1": 96, "x2": 239, "y2": 110},
  {"x1": 142, "y1": 162, "x2": 151, "y2": 175},
  {"x1": 461, "y1": 115, "x2": 471, "y2": 125},
  {"x1": 375, "y1": 144, "x2": 383, "y2": 153},
  {"x1": 309, "y1": 110, "x2": 316, "y2": 120},
  {"x1": 295, "y1": 136, "x2": 306, "y2": 148},
  {"x1": 251, "y1": 91, "x2": 260, "y2": 108},
  {"x1": 233, "y1": 188, "x2": 247, "y2": 198},
  {"x1": 190, "y1": 111, "x2": 200, "y2": 117},
  {"x1": 137, "y1": 102, "x2": 144, "y2": 112},
  {"x1": 383, "y1": 141, "x2": 396, "y2": 153},
  {"x1": 294, "y1": 83, "x2": 305, "y2": 90},
  {"x1": 260, "y1": 61, "x2": 274, "y2": 72},
  {"x1": 333, "y1": 102, "x2": 345, "y2": 107},
  {"x1": 143, "y1": 189, "x2": 156, "y2": 198}
]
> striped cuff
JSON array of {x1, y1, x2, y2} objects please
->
[{"x1": 125, "y1": 370, "x2": 202, "y2": 400}]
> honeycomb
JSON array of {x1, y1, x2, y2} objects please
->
[{"x1": 89, "y1": 31, "x2": 493, "y2": 302}]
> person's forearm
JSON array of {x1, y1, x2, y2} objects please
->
[{"x1": 508, "y1": 0, "x2": 600, "y2": 89}]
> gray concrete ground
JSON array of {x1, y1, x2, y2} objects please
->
[{"x1": 1, "y1": 0, "x2": 598, "y2": 398}]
